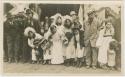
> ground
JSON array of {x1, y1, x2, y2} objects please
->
[{"x1": 3, "y1": 62, "x2": 121, "y2": 75}]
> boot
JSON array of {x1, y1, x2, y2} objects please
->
[
  {"x1": 48, "y1": 60, "x2": 51, "y2": 65},
  {"x1": 42, "y1": 60, "x2": 46, "y2": 65},
  {"x1": 78, "y1": 58, "x2": 83, "y2": 68},
  {"x1": 71, "y1": 58, "x2": 75, "y2": 66},
  {"x1": 64, "y1": 59, "x2": 67, "y2": 66},
  {"x1": 66, "y1": 59, "x2": 70, "y2": 67},
  {"x1": 76, "y1": 58, "x2": 79, "y2": 67}
]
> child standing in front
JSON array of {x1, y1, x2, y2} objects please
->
[
  {"x1": 108, "y1": 40, "x2": 119, "y2": 70},
  {"x1": 41, "y1": 39, "x2": 52, "y2": 65},
  {"x1": 24, "y1": 27, "x2": 45, "y2": 64}
]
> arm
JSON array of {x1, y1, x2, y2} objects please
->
[{"x1": 28, "y1": 39, "x2": 35, "y2": 48}]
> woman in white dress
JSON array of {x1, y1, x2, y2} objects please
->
[
  {"x1": 49, "y1": 25, "x2": 64, "y2": 64},
  {"x1": 97, "y1": 21, "x2": 115, "y2": 69},
  {"x1": 62, "y1": 15, "x2": 75, "y2": 66}
]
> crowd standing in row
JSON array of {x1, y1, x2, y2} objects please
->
[{"x1": 4, "y1": 8, "x2": 119, "y2": 70}]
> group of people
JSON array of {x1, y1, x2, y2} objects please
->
[{"x1": 4, "y1": 8, "x2": 119, "y2": 70}]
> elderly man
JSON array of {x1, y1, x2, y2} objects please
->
[{"x1": 83, "y1": 9, "x2": 102, "y2": 69}]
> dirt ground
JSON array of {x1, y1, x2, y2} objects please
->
[{"x1": 2, "y1": 62, "x2": 122, "y2": 76}]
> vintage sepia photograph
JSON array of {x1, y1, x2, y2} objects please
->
[{"x1": 2, "y1": 0, "x2": 123, "y2": 75}]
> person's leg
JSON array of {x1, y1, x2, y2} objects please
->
[
  {"x1": 32, "y1": 49, "x2": 37, "y2": 64},
  {"x1": 85, "y1": 46, "x2": 92, "y2": 68},
  {"x1": 14, "y1": 35, "x2": 21, "y2": 63},
  {"x1": 6, "y1": 35, "x2": 14, "y2": 63},
  {"x1": 76, "y1": 58, "x2": 80, "y2": 67},
  {"x1": 4, "y1": 36, "x2": 8, "y2": 62},
  {"x1": 115, "y1": 44, "x2": 121, "y2": 71},
  {"x1": 66, "y1": 59, "x2": 70, "y2": 66},
  {"x1": 92, "y1": 47, "x2": 98, "y2": 69},
  {"x1": 22, "y1": 36, "x2": 31, "y2": 63}
]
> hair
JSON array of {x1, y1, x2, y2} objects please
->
[
  {"x1": 109, "y1": 40, "x2": 119, "y2": 51},
  {"x1": 64, "y1": 19, "x2": 72, "y2": 28},
  {"x1": 55, "y1": 16, "x2": 62, "y2": 25}
]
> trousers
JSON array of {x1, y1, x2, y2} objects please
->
[
  {"x1": 6, "y1": 35, "x2": 21, "y2": 59},
  {"x1": 85, "y1": 42, "x2": 98, "y2": 66}
]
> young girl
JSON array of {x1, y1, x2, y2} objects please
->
[
  {"x1": 24, "y1": 27, "x2": 45, "y2": 64},
  {"x1": 63, "y1": 15, "x2": 75, "y2": 66},
  {"x1": 41, "y1": 39, "x2": 52, "y2": 65},
  {"x1": 49, "y1": 25, "x2": 64, "y2": 64},
  {"x1": 97, "y1": 21, "x2": 115, "y2": 69},
  {"x1": 108, "y1": 40, "x2": 118, "y2": 70},
  {"x1": 72, "y1": 21, "x2": 85, "y2": 68}
]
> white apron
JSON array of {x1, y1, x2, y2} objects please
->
[{"x1": 51, "y1": 32, "x2": 64, "y2": 64}]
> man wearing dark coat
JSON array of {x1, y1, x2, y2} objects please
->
[{"x1": 4, "y1": 13, "x2": 23, "y2": 63}]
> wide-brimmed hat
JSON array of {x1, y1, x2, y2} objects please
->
[
  {"x1": 24, "y1": 27, "x2": 36, "y2": 36},
  {"x1": 63, "y1": 15, "x2": 72, "y2": 21},
  {"x1": 26, "y1": 9, "x2": 33, "y2": 15},
  {"x1": 54, "y1": 13, "x2": 63, "y2": 19},
  {"x1": 87, "y1": 9, "x2": 96, "y2": 16}
]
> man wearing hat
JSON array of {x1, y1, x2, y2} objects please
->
[
  {"x1": 83, "y1": 9, "x2": 102, "y2": 69},
  {"x1": 4, "y1": 13, "x2": 23, "y2": 63},
  {"x1": 4, "y1": 13, "x2": 13, "y2": 62}
]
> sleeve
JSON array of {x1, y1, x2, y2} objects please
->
[
  {"x1": 83, "y1": 22, "x2": 85, "y2": 31},
  {"x1": 28, "y1": 39, "x2": 35, "y2": 48},
  {"x1": 44, "y1": 28, "x2": 52, "y2": 40},
  {"x1": 111, "y1": 25, "x2": 115, "y2": 36},
  {"x1": 60, "y1": 27, "x2": 66, "y2": 40},
  {"x1": 97, "y1": 19, "x2": 103, "y2": 30}
]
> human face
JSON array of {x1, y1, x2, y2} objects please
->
[
  {"x1": 56, "y1": 17, "x2": 62, "y2": 25},
  {"x1": 28, "y1": 31, "x2": 35, "y2": 38},
  {"x1": 51, "y1": 26, "x2": 57, "y2": 34},
  {"x1": 65, "y1": 19, "x2": 72, "y2": 28},
  {"x1": 27, "y1": 13, "x2": 33, "y2": 19},
  {"x1": 106, "y1": 22, "x2": 112, "y2": 29},
  {"x1": 88, "y1": 13, "x2": 95, "y2": 19},
  {"x1": 71, "y1": 14, "x2": 77, "y2": 21}
]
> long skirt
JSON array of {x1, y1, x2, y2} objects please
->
[
  {"x1": 65, "y1": 43, "x2": 75, "y2": 59},
  {"x1": 108, "y1": 50, "x2": 116, "y2": 67},
  {"x1": 75, "y1": 43, "x2": 84, "y2": 58},
  {"x1": 98, "y1": 37, "x2": 112, "y2": 64},
  {"x1": 51, "y1": 41, "x2": 64, "y2": 64}
]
